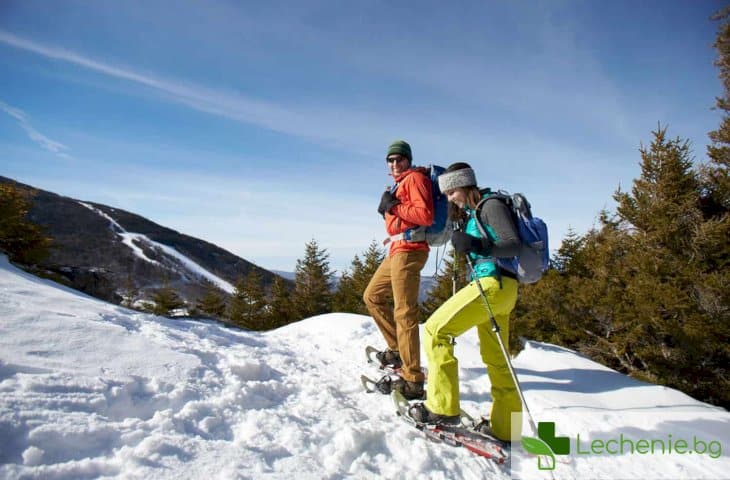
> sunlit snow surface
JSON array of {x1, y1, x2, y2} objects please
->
[{"x1": 0, "y1": 255, "x2": 727, "y2": 479}]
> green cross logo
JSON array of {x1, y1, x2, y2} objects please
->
[{"x1": 521, "y1": 422, "x2": 570, "y2": 470}]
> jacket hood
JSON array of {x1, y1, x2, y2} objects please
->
[{"x1": 393, "y1": 166, "x2": 429, "y2": 183}]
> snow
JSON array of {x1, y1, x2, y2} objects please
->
[
  {"x1": 118, "y1": 232, "x2": 161, "y2": 267},
  {"x1": 0, "y1": 254, "x2": 727, "y2": 479},
  {"x1": 78, "y1": 202, "x2": 236, "y2": 293},
  {"x1": 147, "y1": 240, "x2": 236, "y2": 294}
]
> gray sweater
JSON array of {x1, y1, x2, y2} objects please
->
[{"x1": 476, "y1": 196, "x2": 521, "y2": 258}]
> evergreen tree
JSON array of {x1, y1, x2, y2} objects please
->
[
  {"x1": 120, "y1": 268, "x2": 139, "y2": 309},
  {"x1": 705, "y1": 6, "x2": 730, "y2": 211},
  {"x1": 510, "y1": 266, "x2": 572, "y2": 350},
  {"x1": 149, "y1": 281, "x2": 186, "y2": 317},
  {"x1": 512, "y1": 11, "x2": 730, "y2": 408},
  {"x1": 332, "y1": 254, "x2": 363, "y2": 313},
  {"x1": 615, "y1": 128, "x2": 701, "y2": 255},
  {"x1": 551, "y1": 227, "x2": 587, "y2": 275},
  {"x1": 360, "y1": 239, "x2": 387, "y2": 281},
  {"x1": 0, "y1": 184, "x2": 51, "y2": 264},
  {"x1": 292, "y1": 239, "x2": 333, "y2": 319},
  {"x1": 601, "y1": 132, "x2": 709, "y2": 390},
  {"x1": 265, "y1": 276, "x2": 295, "y2": 329},
  {"x1": 332, "y1": 240, "x2": 386, "y2": 314},
  {"x1": 228, "y1": 270, "x2": 266, "y2": 329},
  {"x1": 515, "y1": 127, "x2": 729, "y2": 408},
  {"x1": 195, "y1": 279, "x2": 228, "y2": 319},
  {"x1": 689, "y1": 10, "x2": 730, "y2": 407},
  {"x1": 591, "y1": 131, "x2": 725, "y2": 403}
]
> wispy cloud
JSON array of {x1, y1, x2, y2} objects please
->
[
  {"x1": 0, "y1": 30, "x2": 496, "y2": 159},
  {"x1": 0, "y1": 30, "x2": 369, "y2": 150},
  {"x1": 0, "y1": 28, "x2": 640, "y2": 169},
  {"x1": 0, "y1": 100, "x2": 72, "y2": 160}
]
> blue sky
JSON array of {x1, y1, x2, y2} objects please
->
[{"x1": 0, "y1": 0, "x2": 724, "y2": 276}]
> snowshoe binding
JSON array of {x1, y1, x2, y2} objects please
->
[{"x1": 407, "y1": 402, "x2": 460, "y2": 425}]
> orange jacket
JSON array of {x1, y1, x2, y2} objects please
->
[{"x1": 384, "y1": 167, "x2": 434, "y2": 256}]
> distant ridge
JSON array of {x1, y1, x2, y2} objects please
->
[{"x1": 1, "y1": 175, "x2": 291, "y2": 306}]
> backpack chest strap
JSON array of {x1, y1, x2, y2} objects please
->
[{"x1": 383, "y1": 227, "x2": 427, "y2": 245}]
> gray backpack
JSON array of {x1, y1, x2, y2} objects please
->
[{"x1": 473, "y1": 191, "x2": 549, "y2": 284}]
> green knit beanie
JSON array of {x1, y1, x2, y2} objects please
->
[{"x1": 386, "y1": 140, "x2": 412, "y2": 161}]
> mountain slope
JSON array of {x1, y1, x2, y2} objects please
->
[
  {"x1": 0, "y1": 255, "x2": 727, "y2": 479},
  {"x1": 0, "y1": 176, "x2": 289, "y2": 305}
]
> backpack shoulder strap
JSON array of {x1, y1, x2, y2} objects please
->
[
  {"x1": 473, "y1": 191, "x2": 518, "y2": 237},
  {"x1": 474, "y1": 189, "x2": 509, "y2": 215},
  {"x1": 472, "y1": 197, "x2": 491, "y2": 240}
]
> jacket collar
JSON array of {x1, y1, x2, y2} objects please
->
[{"x1": 393, "y1": 166, "x2": 428, "y2": 183}]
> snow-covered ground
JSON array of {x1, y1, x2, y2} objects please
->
[{"x1": 0, "y1": 254, "x2": 728, "y2": 479}]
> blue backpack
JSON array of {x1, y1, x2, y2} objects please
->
[
  {"x1": 474, "y1": 191, "x2": 549, "y2": 284},
  {"x1": 390, "y1": 164, "x2": 451, "y2": 247}
]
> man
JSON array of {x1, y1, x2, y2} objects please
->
[{"x1": 363, "y1": 140, "x2": 433, "y2": 399}]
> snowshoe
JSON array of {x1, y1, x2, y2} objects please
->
[
  {"x1": 361, "y1": 374, "x2": 397, "y2": 394},
  {"x1": 407, "y1": 402, "x2": 460, "y2": 425},
  {"x1": 374, "y1": 348, "x2": 402, "y2": 369},
  {"x1": 473, "y1": 417, "x2": 492, "y2": 436}
]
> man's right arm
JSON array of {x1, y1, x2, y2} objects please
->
[{"x1": 389, "y1": 174, "x2": 433, "y2": 226}]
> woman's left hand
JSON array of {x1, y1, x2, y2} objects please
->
[{"x1": 451, "y1": 231, "x2": 491, "y2": 254}]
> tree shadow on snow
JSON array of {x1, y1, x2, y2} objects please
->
[
  {"x1": 458, "y1": 365, "x2": 649, "y2": 395},
  {"x1": 515, "y1": 367, "x2": 648, "y2": 394}
]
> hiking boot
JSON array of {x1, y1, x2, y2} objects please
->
[
  {"x1": 375, "y1": 349, "x2": 402, "y2": 369},
  {"x1": 392, "y1": 378, "x2": 425, "y2": 400},
  {"x1": 407, "y1": 402, "x2": 460, "y2": 425},
  {"x1": 473, "y1": 417, "x2": 492, "y2": 436}
]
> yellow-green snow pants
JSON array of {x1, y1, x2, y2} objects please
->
[{"x1": 423, "y1": 276, "x2": 520, "y2": 441}]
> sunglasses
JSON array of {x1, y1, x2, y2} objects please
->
[{"x1": 386, "y1": 155, "x2": 407, "y2": 164}]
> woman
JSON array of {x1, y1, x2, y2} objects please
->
[{"x1": 408, "y1": 162, "x2": 522, "y2": 442}]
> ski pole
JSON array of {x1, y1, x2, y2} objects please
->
[
  {"x1": 464, "y1": 255, "x2": 539, "y2": 438},
  {"x1": 452, "y1": 254, "x2": 457, "y2": 296},
  {"x1": 451, "y1": 221, "x2": 463, "y2": 297}
]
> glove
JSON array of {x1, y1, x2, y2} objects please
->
[
  {"x1": 377, "y1": 190, "x2": 400, "y2": 217},
  {"x1": 451, "y1": 231, "x2": 491, "y2": 254}
]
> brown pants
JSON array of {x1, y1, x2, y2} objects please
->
[{"x1": 363, "y1": 250, "x2": 428, "y2": 382}]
